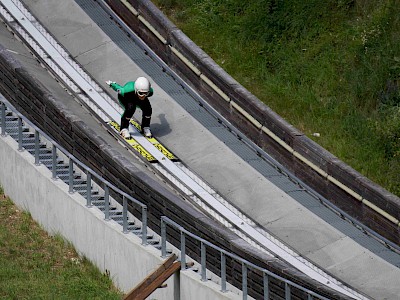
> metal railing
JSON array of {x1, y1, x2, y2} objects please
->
[
  {"x1": 1, "y1": 96, "x2": 332, "y2": 299},
  {"x1": 0, "y1": 97, "x2": 148, "y2": 244},
  {"x1": 161, "y1": 216, "x2": 329, "y2": 300}
]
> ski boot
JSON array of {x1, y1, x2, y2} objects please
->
[
  {"x1": 120, "y1": 128, "x2": 131, "y2": 139},
  {"x1": 142, "y1": 127, "x2": 152, "y2": 138}
]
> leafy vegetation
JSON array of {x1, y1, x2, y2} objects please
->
[
  {"x1": 152, "y1": 0, "x2": 400, "y2": 196},
  {"x1": 0, "y1": 187, "x2": 123, "y2": 299}
]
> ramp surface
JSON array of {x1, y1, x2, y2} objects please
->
[{"x1": 10, "y1": 0, "x2": 400, "y2": 299}]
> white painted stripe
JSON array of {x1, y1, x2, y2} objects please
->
[
  {"x1": 120, "y1": 0, "x2": 138, "y2": 16},
  {"x1": 200, "y1": 73, "x2": 230, "y2": 102},
  {"x1": 170, "y1": 46, "x2": 202, "y2": 76},
  {"x1": 138, "y1": 15, "x2": 167, "y2": 45}
]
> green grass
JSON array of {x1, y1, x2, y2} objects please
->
[
  {"x1": 152, "y1": 0, "x2": 400, "y2": 196},
  {"x1": 0, "y1": 187, "x2": 123, "y2": 299}
]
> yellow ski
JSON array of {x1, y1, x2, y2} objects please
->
[
  {"x1": 129, "y1": 119, "x2": 178, "y2": 161},
  {"x1": 108, "y1": 121, "x2": 157, "y2": 162},
  {"x1": 108, "y1": 120, "x2": 178, "y2": 162}
]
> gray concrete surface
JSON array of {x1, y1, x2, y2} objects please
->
[{"x1": 10, "y1": 0, "x2": 400, "y2": 299}]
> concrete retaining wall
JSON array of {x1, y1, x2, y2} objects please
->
[
  {"x1": 106, "y1": 0, "x2": 400, "y2": 245},
  {"x1": 0, "y1": 130, "x2": 245, "y2": 299}
]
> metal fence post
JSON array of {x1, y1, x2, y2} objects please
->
[
  {"x1": 122, "y1": 196, "x2": 128, "y2": 233},
  {"x1": 242, "y1": 263, "x2": 248, "y2": 300},
  {"x1": 68, "y1": 158, "x2": 74, "y2": 193},
  {"x1": 86, "y1": 171, "x2": 92, "y2": 207},
  {"x1": 180, "y1": 231, "x2": 186, "y2": 270},
  {"x1": 285, "y1": 282, "x2": 291, "y2": 300},
  {"x1": 52, "y1": 145, "x2": 57, "y2": 179},
  {"x1": 141, "y1": 206, "x2": 147, "y2": 245},
  {"x1": 1, "y1": 102, "x2": 6, "y2": 136},
  {"x1": 161, "y1": 217, "x2": 167, "y2": 258},
  {"x1": 221, "y1": 252, "x2": 227, "y2": 292},
  {"x1": 18, "y1": 117, "x2": 23, "y2": 151},
  {"x1": 104, "y1": 185, "x2": 110, "y2": 221},
  {"x1": 264, "y1": 273, "x2": 270, "y2": 300},
  {"x1": 201, "y1": 242, "x2": 206, "y2": 281},
  {"x1": 34, "y1": 130, "x2": 40, "y2": 165}
]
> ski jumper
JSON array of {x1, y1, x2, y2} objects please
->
[{"x1": 109, "y1": 81, "x2": 153, "y2": 131}]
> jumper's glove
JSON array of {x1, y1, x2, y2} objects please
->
[{"x1": 106, "y1": 80, "x2": 115, "y2": 86}]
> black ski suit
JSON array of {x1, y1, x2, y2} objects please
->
[{"x1": 109, "y1": 81, "x2": 153, "y2": 130}]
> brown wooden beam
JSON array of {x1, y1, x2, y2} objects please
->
[{"x1": 124, "y1": 254, "x2": 180, "y2": 300}]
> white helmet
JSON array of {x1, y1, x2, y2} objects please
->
[{"x1": 135, "y1": 77, "x2": 151, "y2": 95}]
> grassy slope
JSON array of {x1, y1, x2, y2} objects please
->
[
  {"x1": 0, "y1": 188, "x2": 123, "y2": 299},
  {"x1": 152, "y1": 0, "x2": 400, "y2": 196}
]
